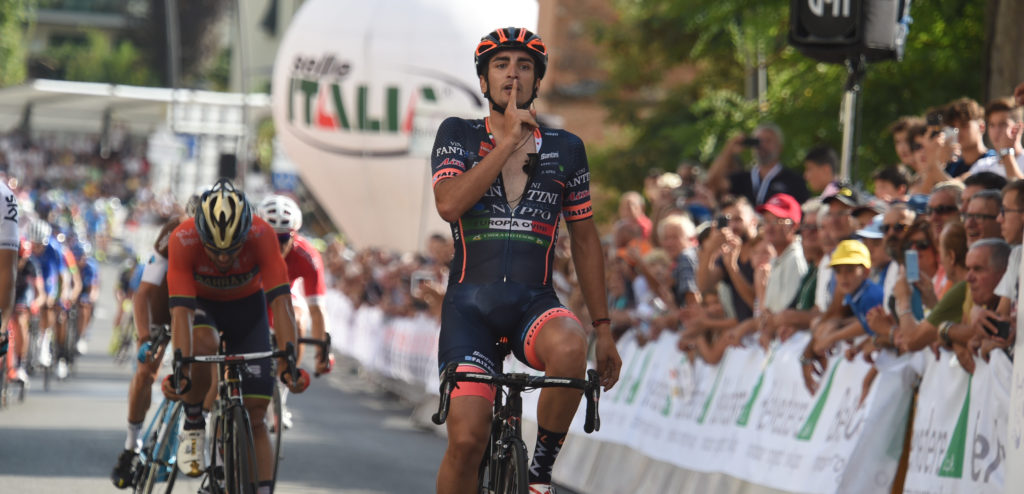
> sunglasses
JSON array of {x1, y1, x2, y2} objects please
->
[
  {"x1": 963, "y1": 212, "x2": 999, "y2": 222},
  {"x1": 277, "y1": 233, "x2": 293, "y2": 246},
  {"x1": 204, "y1": 243, "x2": 243, "y2": 257},
  {"x1": 907, "y1": 240, "x2": 931, "y2": 250},
  {"x1": 926, "y1": 204, "x2": 959, "y2": 216},
  {"x1": 880, "y1": 223, "x2": 908, "y2": 235}
]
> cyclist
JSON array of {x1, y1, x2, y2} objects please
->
[
  {"x1": 111, "y1": 254, "x2": 142, "y2": 353},
  {"x1": 9, "y1": 239, "x2": 43, "y2": 384},
  {"x1": 257, "y1": 194, "x2": 334, "y2": 429},
  {"x1": 110, "y1": 214, "x2": 186, "y2": 488},
  {"x1": 0, "y1": 180, "x2": 18, "y2": 374},
  {"x1": 53, "y1": 231, "x2": 82, "y2": 377},
  {"x1": 27, "y1": 219, "x2": 61, "y2": 372},
  {"x1": 169, "y1": 179, "x2": 308, "y2": 493},
  {"x1": 70, "y1": 241, "x2": 99, "y2": 354},
  {"x1": 431, "y1": 27, "x2": 621, "y2": 494}
]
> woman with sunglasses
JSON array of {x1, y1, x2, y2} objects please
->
[{"x1": 869, "y1": 221, "x2": 969, "y2": 352}]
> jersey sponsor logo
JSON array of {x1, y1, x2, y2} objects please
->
[
  {"x1": 540, "y1": 152, "x2": 559, "y2": 161},
  {"x1": 3, "y1": 194, "x2": 17, "y2": 223},
  {"x1": 518, "y1": 207, "x2": 554, "y2": 221},
  {"x1": 439, "y1": 157, "x2": 465, "y2": 170},
  {"x1": 567, "y1": 190, "x2": 590, "y2": 201},
  {"x1": 466, "y1": 231, "x2": 552, "y2": 246},
  {"x1": 524, "y1": 190, "x2": 560, "y2": 205},
  {"x1": 175, "y1": 229, "x2": 199, "y2": 246},
  {"x1": 484, "y1": 184, "x2": 504, "y2": 198},
  {"x1": 566, "y1": 171, "x2": 590, "y2": 188},
  {"x1": 193, "y1": 266, "x2": 259, "y2": 291},
  {"x1": 435, "y1": 145, "x2": 465, "y2": 158},
  {"x1": 486, "y1": 218, "x2": 555, "y2": 236}
]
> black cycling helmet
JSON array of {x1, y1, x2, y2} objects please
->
[
  {"x1": 195, "y1": 178, "x2": 252, "y2": 252},
  {"x1": 475, "y1": 27, "x2": 548, "y2": 113},
  {"x1": 475, "y1": 27, "x2": 548, "y2": 80}
]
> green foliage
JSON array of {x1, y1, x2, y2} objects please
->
[
  {"x1": 43, "y1": 31, "x2": 159, "y2": 86},
  {"x1": 0, "y1": 0, "x2": 31, "y2": 87},
  {"x1": 591, "y1": 0, "x2": 986, "y2": 193}
]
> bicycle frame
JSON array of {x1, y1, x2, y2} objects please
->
[
  {"x1": 174, "y1": 343, "x2": 298, "y2": 494},
  {"x1": 433, "y1": 364, "x2": 602, "y2": 493}
]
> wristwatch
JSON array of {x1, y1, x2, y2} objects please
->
[{"x1": 999, "y1": 148, "x2": 1016, "y2": 157}]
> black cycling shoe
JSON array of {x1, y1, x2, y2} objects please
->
[{"x1": 111, "y1": 449, "x2": 139, "y2": 489}]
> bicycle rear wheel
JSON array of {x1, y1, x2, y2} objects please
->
[
  {"x1": 270, "y1": 382, "x2": 283, "y2": 488},
  {"x1": 225, "y1": 407, "x2": 259, "y2": 494},
  {"x1": 492, "y1": 436, "x2": 529, "y2": 494}
]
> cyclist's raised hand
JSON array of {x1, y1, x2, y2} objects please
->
[
  {"x1": 503, "y1": 79, "x2": 538, "y2": 145},
  {"x1": 594, "y1": 331, "x2": 621, "y2": 391}
]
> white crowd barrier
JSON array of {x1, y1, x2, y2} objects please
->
[{"x1": 323, "y1": 289, "x2": 1014, "y2": 494}]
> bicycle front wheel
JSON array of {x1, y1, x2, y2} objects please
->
[
  {"x1": 225, "y1": 407, "x2": 259, "y2": 494},
  {"x1": 491, "y1": 436, "x2": 529, "y2": 494}
]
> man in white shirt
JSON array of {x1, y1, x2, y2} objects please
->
[
  {"x1": 994, "y1": 180, "x2": 1024, "y2": 318},
  {"x1": 757, "y1": 193, "x2": 807, "y2": 313}
]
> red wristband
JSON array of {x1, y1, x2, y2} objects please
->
[{"x1": 592, "y1": 318, "x2": 611, "y2": 328}]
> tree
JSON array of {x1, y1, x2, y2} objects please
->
[
  {"x1": 41, "y1": 31, "x2": 159, "y2": 86},
  {"x1": 0, "y1": 0, "x2": 31, "y2": 87},
  {"x1": 590, "y1": 0, "x2": 988, "y2": 193},
  {"x1": 127, "y1": 0, "x2": 231, "y2": 87}
]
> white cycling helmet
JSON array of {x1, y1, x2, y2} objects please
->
[
  {"x1": 28, "y1": 219, "x2": 52, "y2": 244},
  {"x1": 258, "y1": 195, "x2": 303, "y2": 234}
]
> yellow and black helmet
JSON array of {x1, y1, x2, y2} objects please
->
[{"x1": 195, "y1": 178, "x2": 252, "y2": 251}]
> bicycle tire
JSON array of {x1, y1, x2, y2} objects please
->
[
  {"x1": 207, "y1": 405, "x2": 226, "y2": 494},
  {"x1": 270, "y1": 382, "x2": 283, "y2": 488},
  {"x1": 493, "y1": 436, "x2": 529, "y2": 494},
  {"x1": 134, "y1": 399, "x2": 170, "y2": 494},
  {"x1": 1, "y1": 353, "x2": 8, "y2": 409},
  {"x1": 225, "y1": 406, "x2": 258, "y2": 494}
]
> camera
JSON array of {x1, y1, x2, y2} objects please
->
[
  {"x1": 715, "y1": 215, "x2": 729, "y2": 229},
  {"x1": 741, "y1": 137, "x2": 761, "y2": 148},
  {"x1": 409, "y1": 270, "x2": 434, "y2": 298},
  {"x1": 986, "y1": 315, "x2": 1011, "y2": 340}
]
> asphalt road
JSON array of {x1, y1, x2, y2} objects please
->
[{"x1": 0, "y1": 262, "x2": 447, "y2": 493}]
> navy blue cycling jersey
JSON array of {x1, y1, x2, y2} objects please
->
[
  {"x1": 79, "y1": 257, "x2": 99, "y2": 288},
  {"x1": 431, "y1": 117, "x2": 594, "y2": 287}
]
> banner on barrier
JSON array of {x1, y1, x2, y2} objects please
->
[{"x1": 324, "y1": 291, "x2": 1010, "y2": 494}]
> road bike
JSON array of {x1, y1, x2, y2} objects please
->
[
  {"x1": 433, "y1": 361, "x2": 601, "y2": 494},
  {"x1": 131, "y1": 324, "x2": 180, "y2": 494},
  {"x1": 174, "y1": 341, "x2": 303, "y2": 494}
]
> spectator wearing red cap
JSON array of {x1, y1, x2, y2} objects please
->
[{"x1": 757, "y1": 193, "x2": 808, "y2": 315}]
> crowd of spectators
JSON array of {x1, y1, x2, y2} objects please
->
[{"x1": 315, "y1": 85, "x2": 1024, "y2": 400}]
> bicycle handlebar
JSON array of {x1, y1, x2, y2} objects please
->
[
  {"x1": 296, "y1": 333, "x2": 332, "y2": 376},
  {"x1": 431, "y1": 363, "x2": 601, "y2": 434},
  {"x1": 171, "y1": 342, "x2": 299, "y2": 395},
  {"x1": 137, "y1": 324, "x2": 171, "y2": 364}
]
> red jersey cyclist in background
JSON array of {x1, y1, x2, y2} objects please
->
[
  {"x1": 168, "y1": 179, "x2": 308, "y2": 494},
  {"x1": 257, "y1": 194, "x2": 333, "y2": 429}
]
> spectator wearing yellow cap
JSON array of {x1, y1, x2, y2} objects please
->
[{"x1": 806, "y1": 240, "x2": 885, "y2": 365}]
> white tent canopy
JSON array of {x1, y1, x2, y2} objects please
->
[{"x1": 0, "y1": 79, "x2": 270, "y2": 136}]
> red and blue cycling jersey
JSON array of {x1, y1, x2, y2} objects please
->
[
  {"x1": 431, "y1": 117, "x2": 593, "y2": 287},
  {"x1": 167, "y1": 216, "x2": 291, "y2": 309}
]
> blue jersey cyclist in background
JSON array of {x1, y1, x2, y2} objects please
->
[
  {"x1": 70, "y1": 241, "x2": 99, "y2": 355},
  {"x1": 431, "y1": 27, "x2": 621, "y2": 494}
]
